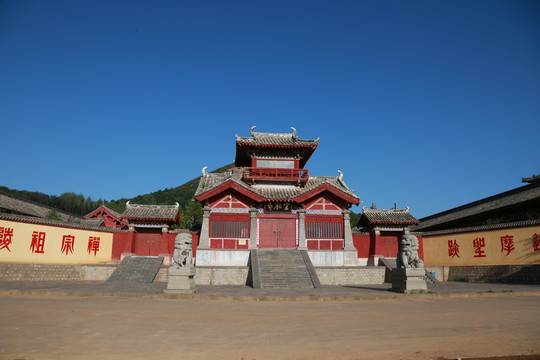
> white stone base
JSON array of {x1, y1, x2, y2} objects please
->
[
  {"x1": 195, "y1": 249, "x2": 250, "y2": 266},
  {"x1": 167, "y1": 266, "x2": 196, "y2": 290},
  {"x1": 307, "y1": 250, "x2": 368, "y2": 267},
  {"x1": 316, "y1": 267, "x2": 385, "y2": 285},
  {"x1": 391, "y1": 268, "x2": 427, "y2": 291}
]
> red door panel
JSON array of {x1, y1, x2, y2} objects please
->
[{"x1": 259, "y1": 218, "x2": 296, "y2": 248}]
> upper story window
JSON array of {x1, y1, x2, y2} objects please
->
[{"x1": 256, "y1": 159, "x2": 295, "y2": 169}]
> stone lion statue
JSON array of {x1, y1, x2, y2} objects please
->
[
  {"x1": 172, "y1": 233, "x2": 193, "y2": 268},
  {"x1": 396, "y1": 234, "x2": 424, "y2": 269}
]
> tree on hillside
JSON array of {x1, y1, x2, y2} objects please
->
[
  {"x1": 46, "y1": 208, "x2": 61, "y2": 220},
  {"x1": 180, "y1": 200, "x2": 203, "y2": 231}
]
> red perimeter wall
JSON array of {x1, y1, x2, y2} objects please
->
[
  {"x1": 112, "y1": 232, "x2": 423, "y2": 261},
  {"x1": 112, "y1": 231, "x2": 198, "y2": 261},
  {"x1": 352, "y1": 234, "x2": 370, "y2": 258},
  {"x1": 353, "y1": 233, "x2": 424, "y2": 260}
]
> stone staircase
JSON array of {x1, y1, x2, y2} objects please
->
[
  {"x1": 107, "y1": 256, "x2": 163, "y2": 283},
  {"x1": 380, "y1": 257, "x2": 439, "y2": 284},
  {"x1": 254, "y1": 250, "x2": 320, "y2": 289}
]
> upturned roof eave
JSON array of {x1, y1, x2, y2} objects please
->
[
  {"x1": 236, "y1": 141, "x2": 318, "y2": 148},
  {"x1": 195, "y1": 178, "x2": 267, "y2": 203},
  {"x1": 85, "y1": 205, "x2": 124, "y2": 222},
  {"x1": 292, "y1": 182, "x2": 360, "y2": 205}
]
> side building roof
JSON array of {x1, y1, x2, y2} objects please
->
[
  {"x1": 412, "y1": 180, "x2": 540, "y2": 232},
  {"x1": 85, "y1": 205, "x2": 123, "y2": 219},
  {"x1": 121, "y1": 202, "x2": 180, "y2": 222},
  {"x1": 0, "y1": 212, "x2": 118, "y2": 232},
  {"x1": 358, "y1": 207, "x2": 419, "y2": 228}
]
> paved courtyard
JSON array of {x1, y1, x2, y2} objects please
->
[{"x1": 0, "y1": 282, "x2": 539, "y2": 359}]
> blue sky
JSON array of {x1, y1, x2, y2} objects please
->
[{"x1": 1, "y1": 0, "x2": 539, "y2": 218}]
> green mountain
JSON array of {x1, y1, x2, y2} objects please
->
[
  {"x1": 105, "y1": 163, "x2": 235, "y2": 213},
  {"x1": 0, "y1": 164, "x2": 235, "y2": 230}
]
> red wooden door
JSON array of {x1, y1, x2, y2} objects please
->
[
  {"x1": 134, "y1": 232, "x2": 162, "y2": 256},
  {"x1": 259, "y1": 218, "x2": 296, "y2": 248}
]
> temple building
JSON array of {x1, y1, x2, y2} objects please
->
[
  {"x1": 111, "y1": 202, "x2": 181, "y2": 260},
  {"x1": 356, "y1": 204, "x2": 421, "y2": 265},
  {"x1": 85, "y1": 205, "x2": 128, "y2": 229},
  {"x1": 194, "y1": 127, "x2": 361, "y2": 266},
  {"x1": 413, "y1": 174, "x2": 540, "y2": 232}
]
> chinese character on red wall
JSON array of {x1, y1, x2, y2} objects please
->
[
  {"x1": 87, "y1": 236, "x2": 100, "y2": 256},
  {"x1": 0, "y1": 227, "x2": 14, "y2": 252},
  {"x1": 61, "y1": 235, "x2": 75, "y2": 255},
  {"x1": 533, "y1": 233, "x2": 540, "y2": 252},
  {"x1": 30, "y1": 231, "x2": 46, "y2": 253},
  {"x1": 448, "y1": 239, "x2": 460, "y2": 258},
  {"x1": 500, "y1": 235, "x2": 515, "y2": 256},
  {"x1": 473, "y1": 237, "x2": 486, "y2": 258}
]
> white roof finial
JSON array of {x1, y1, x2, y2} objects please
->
[{"x1": 291, "y1": 127, "x2": 297, "y2": 140}]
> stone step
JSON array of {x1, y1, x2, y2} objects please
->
[
  {"x1": 424, "y1": 270, "x2": 439, "y2": 284},
  {"x1": 256, "y1": 250, "x2": 316, "y2": 289},
  {"x1": 107, "y1": 256, "x2": 163, "y2": 283}
]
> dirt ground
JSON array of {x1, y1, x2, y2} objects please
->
[{"x1": 0, "y1": 295, "x2": 538, "y2": 360}]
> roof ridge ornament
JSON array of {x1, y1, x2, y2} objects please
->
[
  {"x1": 201, "y1": 166, "x2": 208, "y2": 177},
  {"x1": 291, "y1": 127, "x2": 297, "y2": 140},
  {"x1": 250, "y1": 126, "x2": 256, "y2": 137},
  {"x1": 337, "y1": 170, "x2": 346, "y2": 187}
]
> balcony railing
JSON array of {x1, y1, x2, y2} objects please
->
[{"x1": 243, "y1": 167, "x2": 309, "y2": 183}]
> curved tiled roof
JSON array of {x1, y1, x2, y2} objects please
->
[
  {"x1": 0, "y1": 212, "x2": 119, "y2": 232},
  {"x1": 235, "y1": 127, "x2": 319, "y2": 148},
  {"x1": 235, "y1": 127, "x2": 319, "y2": 168},
  {"x1": 414, "y1": 182, "x2": 540, "y2": 231},
  {"x1": 418, "y1": 219, "x2": 540, "y2": 236},
  {"x1": 121, "y1": 203, "x2": 179, "y2": 220},
  {"x1": 360, "y1": 208, "x2": 419, "y2": 225},
  {"x1": 85, "y1": 205, "x2": 123, "y2": 219},
  {"x1": 195, "y1": 169, "x2": 359, "y2": 203},
  {"x1": 522, "y1": 174, "x2": 540, "y2": 184}
]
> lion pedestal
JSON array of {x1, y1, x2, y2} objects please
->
[
  {"x1": 391, "y1": 268, "x2": 427, "y2": 292},
  {"x1": 165, "y1": 233, "x2": 196, "y2": 293},
  {"x1": 167, "y1": 266, "x2": 196, "y2": 292},
  {"x1": 391, "y1": 234, "x2": 427, "y2": 292}
]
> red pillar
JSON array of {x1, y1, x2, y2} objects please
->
[
  {"x1": 160, "y1": 226, "x2": 170, "y2": 255},
  {"x1": 369, "y1": 228, "x2": 383, "y2": 265},
  {"x1": 123, "y1": 225, "x2": 136, "y2": 256}
]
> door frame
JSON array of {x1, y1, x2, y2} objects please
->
[{"x1": 258, "y1": 214, "x2": 297, "y2": 249}]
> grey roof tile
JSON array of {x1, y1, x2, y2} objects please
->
[
  {"x1": 360, "y1": 208, "x2": 419, "y2": 225},
  {"x1": 0, "y1": 212, "x2": 119, "y2": 232},
  {"x1": 414, "y1": 182, "x2": 540, "y2": 231},
  {"x1": 121, "y1": 203, "x2": 179, "y2": 220},
  {"x1": 85, "y1": 205, "x2": 123, "y2": 219},
  {"x1": 235, "y1": 128, "x2": 319, "y2": 147},
  {"x1": 419, "y1": 219, "x2": 540, "y2": 236},
  {"x1": 195, "y1": 169, "x2": 359, "y2": 202}
]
